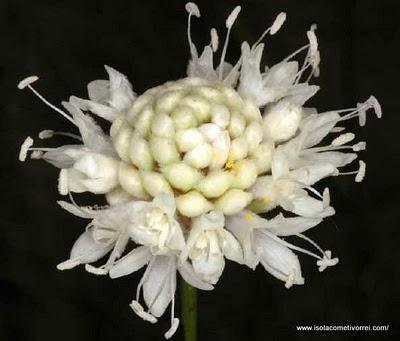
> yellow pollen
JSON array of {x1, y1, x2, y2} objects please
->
[
  {"x1": 225, "y1": 153, "x2": 241, "y2": 171},
  {"x1": 245, "y1": 212, "x2": 254, "y2": 220},
  {"x1": 263, "y1": 196, "x2": 269, "y2": 204}
]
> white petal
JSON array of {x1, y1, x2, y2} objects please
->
[
  {"x1": 104, "y1": 65, "x2": 136, "y2": 110},
  {"x1": 62, "y1": 101, "x2": 115, "y2": 155},
  {"x1": 288, "y1": 163, "x2": 336, "y2": 186},
  {"x1": 253, "y1": 230, "x2": 304, "y2": 286},
  {"x1": 177, "y1": 261, "x2": 214, "y2": 290},
  {"x1": 219, "y1": 229, "x2": 243, "y2": 264},
  {"x1": 143, "y1": 256, "x2": 176, "y2": 317},
  {"x1": 263, "y1": 213, "x2": 322, "y2": 236},
  {"x1": 87, "y1": 79, "x2": 110, "y2": 104},
  {"x1": 57, "y1": 200, "x2": 94, "y2": 219},
  {"x1": 109, "y1": 246, "x2": 151, "y2": 278},
  {"x1": 70, "y1": 229, "x2": 114, "y2": 264}
]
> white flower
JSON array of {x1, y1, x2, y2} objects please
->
[
  {"x1": 128, "y1": 193, "x2": 185, "y2": 254},
  {"x1": 109, "y1": 251, "x2": 213, "y2": 338},
  {"x1": 18, "y1": 2, "x2": 381, "y2": 338},
  {"x1": 226, "y1": 210, "x2": 338, "y2": 288},
  {"x1": 181, "y1": 210, "x2": 243, "y2": 284},
  {"x1": 250, "y1": 150, "x2": 335, "y2": 218}
]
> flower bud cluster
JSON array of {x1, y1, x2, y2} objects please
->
[{"x1": 111, "y1": 78, "x2": 274, "y2": 217}]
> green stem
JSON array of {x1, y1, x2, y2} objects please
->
[{"x1": 181, "y1": 278, "x2": 197, "y2": 341}]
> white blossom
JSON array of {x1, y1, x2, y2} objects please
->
[{"x1": 18, "y1": 2, "x2": 381, "y2": 338}]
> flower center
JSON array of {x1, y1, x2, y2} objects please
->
[{"x1": 111, "y1": 77, "x2": 266, "y2": 217}]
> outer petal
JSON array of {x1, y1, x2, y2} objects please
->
[
  {"x1": 262, "y1": 213, "x2": 322, "y2": 236},
  {"x1": 109, "y1": 246, "x2": 152, "y2": 278},
  {"x1": 70, "y1": 96, "x2": 118, "y2": 122},
  {"x1": 302, "y1": 151, "x2": 357, "y2": 168},
  {"x1": 300, "y1": 111, "x2": 341, "y2": 148},
  {"x1": 284, "y1": 84, "x2": 319, "y2": 106},
  {"x1": 288, "y1": 163, "x2": 337, "y2": 186},
  {"x1": 62, "y1": 101, "x2": 115, "y2": 155},
  {"x1": 87, "y1": 79, "x2": 110, "y2": 104},
  {"x1": 143, "y1": 256, "x2": 176, "y2": 318},
  {"x1": 225, "y1": 211, "x2": 261, "y2": 269},
  {"x1": 70, "y1": 229, "x2": 114, "y2": 264},
  {"x1": 177, "y1": 261, "x2": 214, "y2": 291},
  {"x1": 219, "y1": 229, "x2": 244, "y2": 264},
  {"x1": 280, "y1": 189, "x2": 335, "y2": 218},
  {"x1": 105, "y1": 65, "x2": 136, "y2": 110},
  {"x1": 253, "y1": 230, "x2": 304, "y2": 286}
]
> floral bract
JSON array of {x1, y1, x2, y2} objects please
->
[{"x1": 19, "y1": 2, "x2": 381, "y2": 339}]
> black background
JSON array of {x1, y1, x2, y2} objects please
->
[{"x1": 1, "y1": 0, "x2": 399, "y2": 340}]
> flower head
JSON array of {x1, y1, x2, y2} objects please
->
[{"x1": 18, "y1": 2, "x2": 381, "y2": 338}]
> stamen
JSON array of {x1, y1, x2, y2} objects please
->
[
  {"x1": 18, "y1": 76, "x2": 78, "y2": 126},
  {"x1": 259, "y1": 229, "x2": 322, "y2": 260},
  {"x1": 270, "y1": 12, "x2": 287, "y2": 35},
  {"x1": 210, "y1": 28, "x2": 219, "y2": 52},
  {"x1": 322, "y1": 188, "x2": 330, "y2": 207},
  {"x1": 17, "y1": 75, "x2": 39, "y2": 89},
  {"x1": 352, "y1": 142, "x2": 366, "y2": 151},
  {"x1": 218, "y1": 6, "x2": 241, "y2": 80},
  {"x1": 30, "y1": 150, "x2": 44, "y2": 159},
  {"x1": 56, "y1": 258, "x2": 81, "y2": 270},
  {"x1": 282, "y1": 44, "x2": 309, "y2": 63},
  {"x1": 316, "y1": 250, "x2": 339, "y2": 272},
  {"x1": 252, "y1": 12, "x2": 286, "y2": 49},
  {"x1": 130, "y1": 300, "x2": 158, "y2": 324},
  {"x1": 330, "y1": 126, "x2": 346, "y2": 133},
  {"x1": 355, "y1": 160, "x2": 366, "y2": 182},
  {"x1": 165, "y1": 268, "x2": 179, "y2": 339},
  {"x1": 39, "y1": 129, "x2": 83, "y2": 141},
  {"x1": 58, "y1": 169, "x2": 69, "y2": 195},
  {"x1": 331, "y1": 133, "x2": 355, "y2": 146},
  {"x1": 19, "y1": 136, "x2": 33, "y2": 161},
  {"x1": 185, "y1": 2, "x2": 201, "y2": 58},
  {"x1": 165, "y1": 318, "x2": 180, "y2": 339},
  {"x1": 85, "y1": 264, "x2": 108, "y2": 275}
]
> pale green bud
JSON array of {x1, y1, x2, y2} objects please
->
[
  {"x1": 155, "y1": 90, "x2": 185, "y2": 113},
  {"x1": 195, "y1": 86, "x2": 224, "y2": 103},
  {"x1": 112, "y1": 120, "x2": 132, "y2": 162},
  {"x1": 129, "y1": 134, "x2": 154, "y2": 170},
  {"x1": 176, "y1": 191, "x2": 213, "y2": 217},
  {"x1": 195, "y1": 171, "x2": 233, "y2": 198},
  {"x1": 222, "y1": 87, "x2": 244, "y2": 110},
  {"x1": 151, "y1": 112, "x2": 175, "y2": 138},
  {"x1": 242, "y1": 99, "x2": 262, "y2": 123},
  {"x1": 244, "y1": 121, "x2": 263, "y2": 154},
  {"x1": 209, "y1": 131, "x2": 230, "y2": 169},
  {"x1": 181, "y1": 95, "x2": 211, "y2": 122},
  {"x1": 229, "y1": 137, "x2": 248, "y2": 160},
  {"x1": 150, "y1": 136, "x2": 180, "y2": 165},
  {"x1": 184, "y1": 143, "x2": 213, "y2": 169},
  {"x1": 215, "y1": 189, "x2": 253, "y2": 215},
  {"x1": 252, "y1": 140, "x2": 274, "y2": 174},
  {"x1": 133, "y1": 105, "x2": 155, "y2": 136},
  {"x1": 228, "y1": 111, "x2": 246, "y2": 138},
  {"x1": 164, "y1": 162, "x2": 202, "y2": 192},
  {"x1": 141, "y1": 171, "x2": 173, "y2": 197},
  {"x1": 106, "y1": 187, "x2": 134, "y2": 206},
  {"x1": 126, "y1": 94, "x2": 152, "y2": 125},
  {"x1": 172, "y1": 105, "x2": 198, "y2": 131},
  {"x1": 175, "y1": 128, "x2": 205, "y2": 152},
  {"x1": 118, "y1": 162, "x2": 149, "y2": 199},
  {"x1": 231, "y1": 159, "x2": 258, "y2": 189},
  {"x1": 211, "y1": 104, "x2": 230, "y2": 129}
]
